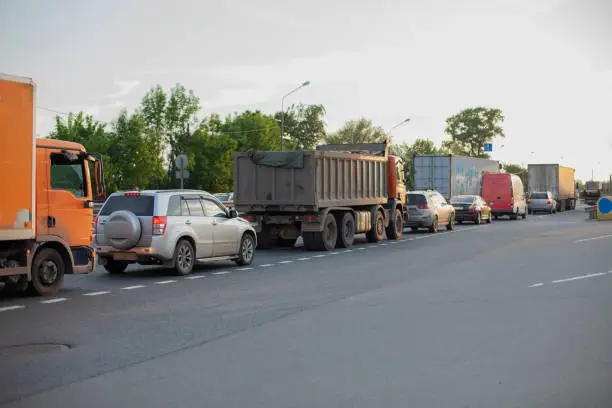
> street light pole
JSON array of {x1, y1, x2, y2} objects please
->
[
  {"x1": 387, "y1": 118, "x2": 411, "y2": 143},
  {"x1": 280, "y1": 81, "x2": 310, "y2": 151}
]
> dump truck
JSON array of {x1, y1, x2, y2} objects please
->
[
  {"x1": 412, "y1": 154, "x2": 500, "y2": 201},
  {"x1": 0, "y1": 74, "x2": 105, "y2": 295},
  {"x1": 584, "y1": 181, "x2": 602, "y2": 206},
  {"x1": 527, "y1": 164, "x2": 576, "y2": 211},
  {"x1": 232, "y1": 141, "x2": 406, "y2": 251}
]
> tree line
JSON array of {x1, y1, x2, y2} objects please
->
[{"x1": 47, "y1": 83, "x2": 513, "y2": 194}]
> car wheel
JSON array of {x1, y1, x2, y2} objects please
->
[
  {"x1": 173, "y1": 239, "x2": 195, "y2": 276},
  {"x1": 236, "y1": 233, "x2": 255, "y2": 266},
  {"x1": 474, "y1": 212, "x2": 481, "y2": 225},
  {"x1": 104, "y1": 260, "x2": 128, "y2": 274},
  {"x1": 29, "y1": 248, "x2": 65, "y2": 296},
  {"x1": 522, "y1": 210, "x2": 527, "y2": 219},
  {"x1": 486, "y1": 213, "x2": 492, "y2": 223},
  {"x1": 447, "y1": 214, "x2": 455, "y2": 231},
  {"x1": 429, "y1": 216, "x2": 439, "y2": 233}
]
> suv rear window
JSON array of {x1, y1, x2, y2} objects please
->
[
  {"x1": 99, "y1": 195, "x2": 155, "y2": 216},
  {"x1": 530, "y1": 193, "x2": 547, "y2": 199},
  {"x1": 407, "y1": 194, "x2": 427, "y2": 205}
]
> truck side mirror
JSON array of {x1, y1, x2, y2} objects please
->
[{"x1": 94, "y1": 157, "x2": 106, "y2": 198}]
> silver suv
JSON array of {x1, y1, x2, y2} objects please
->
[
  {"x1": 93, "y1": 190, "x2": 257, "y2": 275},
  {"x1": 405, "y1": 190, "x2": 455, "y2": 233}
]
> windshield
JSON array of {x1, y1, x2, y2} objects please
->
[
  {"x1": 407, "y1": 194, "x2": 427, "y2": 205},
  {"x1": 214, "y1": 193, "x2": 232, "y2": 201},
  {"x1": 450, "y1": 196, "x2": 476, "y2": 204},
  {"x1": 530, "y1": 193, "x2": 548, "y2": 199},
  {"x1": 99, "y1": 195, "x2": 154, "y2": 216}
]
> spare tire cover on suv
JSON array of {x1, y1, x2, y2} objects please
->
[{"x1": 105, "y1": 210, "x2": 142, "y2": 250}]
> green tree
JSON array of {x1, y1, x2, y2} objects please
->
[
  {"x1": 47, "y1": 112, "x2": 109, "y2": 154},
  {"x1": 502, "y1": 163, "x2": 528, "y2": 188},
  {"x1": 325, "y1": 118, "x2": 387, "y2": 144},
  {"x1": 442, "y1": 107, "x2": 505, "y2": 158},
  {"x1": 391, "y1": 139, "x2": 447, "y2": 189},
  {"x1": 275, "y1": 103, "x2": 326, "y2": 149},
  {"x1": 223, "y1": 110, "x2": 280, "y2": 152}
]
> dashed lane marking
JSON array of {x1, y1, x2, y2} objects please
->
[
  {"x1": 212, "y1": 271, "x2": 230, "y2": 275},
  {"x1": 83, "y1": 291, "x2": 111, "y2": 296},
  {"x1": 155, "y1": 280, "x2": 178, "y2": 285},
  {"x1": 40, "y1": 298, "x2": 68, "y2": 304},
  {"x1": 529, "y1": 283, "x2": 544, "y2": 288},
  {"x1": 0, "y1": 305, "x2": 25, "y2": 313},
  {"x1": 279, "y1": 260, "x2": 293, "y2": 264},
  {"x1": 574, "y1": 234, "x2": 612, "y2": 244},
  {"x1": 297, "y1": 257, "x2": 311, "y2": 261},
  {"x1": 552, "y1": 272, "x2": 609, "y2": 284},
  {"x1": 313, "y1": 255, "x2": 326, "y2": 258},
  {"x1": 185, "y1": 275, "x2": 207, "y2": 280},
  {"x1": 259, "y1": 264, "x2": 274, "y2": 268},
  {"x1": 236, "y1": 267, "x2": 253, "y2": 271},
  {"x1": 121, "y1": 285, "x2": 146, "y2": 290}
]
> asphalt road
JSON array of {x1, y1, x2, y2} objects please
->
[{"x1": 2, "y1": 209, "x2": 612, "y2": 407}]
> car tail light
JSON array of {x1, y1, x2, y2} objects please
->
[
  {"x1": 527, "y1": 198, "x2": 531, "y2": 203},
  {"x1": 125, "y1": 192, "x2": 140, "y2": 197},
  {"x1": 417, "y1": 204, "x2": 428, "y2": 209},
  {"x1": 93, "y1": 216, "x2": 98, "y2": 234},
  {"x1": 305, "y1": 214, "x2": 320, "y2": 222},
  {"x1": 546, "y1": 199, "x2": 551, "y2": 204},
  {"x1": 152, "y1": 216, "x2": 167, "y2": 236},
  {"x1": 468, "y1": 205, "x2": 475, "y2": 210},
  {"x1": 245, "y1": 215, "x2": 254, "y2": 222}
]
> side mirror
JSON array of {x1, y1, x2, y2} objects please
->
[
  {"x1": 84, "y1": 200, "x2": 94, "y2": 209},
  {"x1": 94, "y1": 157, "x2": 106, "y2": 199},
  {"x1": 229, "y1": 209, "x2": 238, "y2": 218}
]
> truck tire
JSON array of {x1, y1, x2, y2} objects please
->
[
  {"x1": 303, "y1": 213, "x2": 337, "y2": 251},
  {"x1": 366, "y1": 211, "x2": 385, "y2": 243},
  {"x1": 277, "y1": 238, "x2": 297, "y2": 247},
  {"x1": 385, "y1": 209, "x2": 403, "y2": 240},
  {"x1": 29, "y1": 248, "x2": 65, "y2": 296},
  {"x1": 257, "y1": 225, "x2": 276, "y2": 249},
  {"x1": 104, "y1": 260, "x2": 128, "y2": 274},
  {"x1": 1, "y1": 274, "x2": 28, "y2": 294},
  {"x1": 336, "y1": 212, "x2": 356, "y2": 248}
]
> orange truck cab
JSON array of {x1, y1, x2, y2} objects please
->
[
  {"x1": 0, "y1": 74, "x2": 105, "y2": 295},
  {"x1": 480, "y1": 173, "x2": 527, "y2": 220}
]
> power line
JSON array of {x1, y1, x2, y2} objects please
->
[{"x1": 36, "y1": 106, "x2": 70, "y2": 116}]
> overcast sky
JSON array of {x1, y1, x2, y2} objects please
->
[{"x1": 1, "y1": 0, "x2": 611, "y2": 181}]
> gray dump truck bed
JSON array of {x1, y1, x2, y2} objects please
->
[{"x1": 233, "y1": 149, "x2": 388, "y2": 213}]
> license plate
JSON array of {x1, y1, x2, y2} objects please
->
[
  {"x1": 488, "y1": 202, "x2": 494, "y2": 205},
  {"x1": 113, "y1": 253, "x2": 138, "y2": 261}
]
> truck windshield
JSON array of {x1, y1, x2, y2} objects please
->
[{"x1": 50, "y1": 153, "x2": 86, "y2": 198}]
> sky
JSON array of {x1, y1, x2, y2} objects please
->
[{"x1": 1, "y1": 0, "x2": 611, "y2": 181}]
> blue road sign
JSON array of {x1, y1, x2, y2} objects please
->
[{"x1": 484, "y1": 143, "x2": 492, "y2": 152}]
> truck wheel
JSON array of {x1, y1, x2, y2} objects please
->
[
  {"x1": 277, "y1": 238, "x2": 297, "y2": 247},
  {"x1": 385, "y1": 209, "x2": 403, "y2": 240},
  {"x1": 104, "y1": 260, "x2": 128, "y2": 274},
  {"x1": 29, "y1": 248, "x2": 65, "y2": 296},
  {"x1": 304, "y1": 214, "x2": 337, "y2": 251},
  {"x1": 366, "y1": 211, "x2": 385, "y2": 243},
  {"x1": 173, "y1": 239, "x2": 195, "y2": 276},
  {"x1": 336, "y1": 212, "x2": 356, "y2": 248},
  {"x1": 257, "y1": 225, "x2": 276, "y2": 249}
]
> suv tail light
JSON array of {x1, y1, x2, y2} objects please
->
[
  {"x1": 93, "y1": 216, "x2": 98, "y2": 234},
  {"x1": 546, "y1": 199, "x2": 551, "y2": 204},
  {"x1": 417, "y1": 204, "x2": 428, "y2": 209},
  {"x1": 125, "y1": 192, "x2": 140, "y2": 197},
  {"x1": 527, "y1": 198, "x2": 531, "y2": 203},
  {"x1": 152, "y1": 216, "x2": 167, "y2": 236}
]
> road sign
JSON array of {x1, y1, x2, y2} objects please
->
[
  {"x1": 175, "y1": 154, "x2": 188, "y2": 170},
  {"x1": 484, "y1": 143, "x2": 492, "y2": 152},
  {"x1": 175, "y1": 170, "x2": 189, "y2": 179}
]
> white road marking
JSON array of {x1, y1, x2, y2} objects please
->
[
  {"x1": 83, "y1": 291, "x2": 111, "y2": 296},
  {"x1": 236, "y1": 267, "x2": 253, "y2": 271},
  {"x1": 212, "y1": 271, "x2": 230, "y2": 275},
  {"x1": 185, "y1": 275, "x2": 207, "y2": 280},
  {"x1": 529, "y1": 283, "x2": 544, "y2": 288},
  {"x1": 552, "y1": 272, "x2": 610, "y2": 284},
  {"x1": 297, "y1": 257, "x2": 311, "y2": 261},
  {"x1": 313, "y1": 255, "x2": 326, "y2": 258},
  {"x1": 574, "y1": 234, "x2": 612, "y2": 243},
  {"x1": 379, "y1": 243, "x2": 387, "y2": 246},
  {"x1": 121, "y1": 285, "x2": 146, "y2": 290},
  {"x1": 0, "y1": 305, "x2": 25, "y2": 313},
  {"x1": 155, "y1": 280, "x2": 178, "y2": 285},
  {"x1": 279, "y1": 260, "x2": 293, "y2": 264},
  {"x1": 356, "y1": 248, "x2": 366, "y2": 250},
  {"x1": 329, "y1": 252, "x2": 340, "y2": 255},
  {"x1": 259, "y1": 264, "x2": 274, "y2": 267},
  {"x1": 343, "y1": 249, "x2": 353, "y2": 253},
  {"x1": 40, "y1": 298, "x2": 67, "y2": 304},
  {"x1": 389, "y1": 241, "x2": 398, "y2": 244}
]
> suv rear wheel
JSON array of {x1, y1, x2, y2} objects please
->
[
  {"x1": 173, "y1": 239, "x2": 195, "y2": 276},
  {"x1": 104, "y1": 260, "x2": 128, "y2": 274}
]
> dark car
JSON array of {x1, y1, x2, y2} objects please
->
[{"x1": 450, "y1": 195, "x2": 492, "y2": 225}]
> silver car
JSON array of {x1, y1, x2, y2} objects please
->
[
  {"x1": 405, "y1": 190, "x2": 455, "y2": 233},
  {"x1": 94, "y1": 190, "x2": 257, "y2": 275},
  {"x1": 528, "y1": 191, "x2": 557, "y2": 214}
]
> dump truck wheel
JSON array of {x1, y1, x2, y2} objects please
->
[
  {"x1": 336, "y1": 212, "x2": 355, "y2": 248},
  {"x1": 257, "y1": 225, "x2": 276, "y2": 249},
  {"x1": 385, "y1": 209, "x2": 403, "y2": 240},
  {"x1": 366, "y1": 211, "x2": 385, "y2": 243}
]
